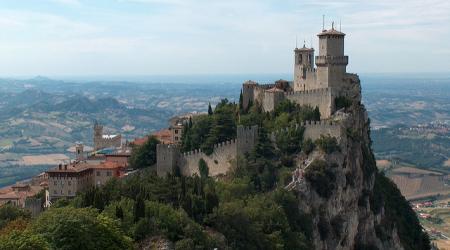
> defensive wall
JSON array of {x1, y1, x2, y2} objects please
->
[
  {"x1": 156, "y1": 125, "x2": 258, "y2": 177},
  {"x1": 243, "y1": 82, "x2": 335, "y2": 119},
  {"x1": 285, "y1": 88, "x2": 334, "y2": 118},
  {"x1": 271, "y1": 120, "x2": 343, "y2": 142}
]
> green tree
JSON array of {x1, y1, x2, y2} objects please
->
[
  {"x1": 198, "y1": 158, "x2": 209, "y2": 178},
  {"x1": 31, "y1": 207, "x2": 132, "y2": 250},
  {"x1": 129, "y1": 136, "x2": 159, "y2": 169},
  {"x1": 0, "y1": 230, "x2": 50, "y2": 250},
  {"x1": 208, "y1": 103, "x2": 213, "y2": 115},
  {"x1": 134, "y1": 195, "x2": 146, "y2": 223},
  {"x1": 0, "y1": 204, "x2": 31, "y2": 230}
]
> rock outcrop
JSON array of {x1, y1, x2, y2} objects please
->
[{"x1": 291, "y1": 87, "x2": 426, "y2": 249}]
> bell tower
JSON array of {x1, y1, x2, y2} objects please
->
[
  {"x1": 93, "y1": 121, "x2": 103, "y2": 150},
  {"x1": 316, "y1": 22, "x2": 348, "y2": 89},
  {"x1": 293, "y1": 43, "x2": 315, "y2": 91}
]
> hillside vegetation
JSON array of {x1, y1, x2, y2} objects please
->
[{"x1": 0, "y1": 99, "x2": 430, "y2": 249}]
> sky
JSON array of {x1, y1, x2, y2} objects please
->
[{"x1": 0, "y1": 0, "x2": 449, "y2": 77}]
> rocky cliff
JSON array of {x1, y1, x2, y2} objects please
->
[{"x1": 292, "y1": 93, "x2": 430, "y2": 249}]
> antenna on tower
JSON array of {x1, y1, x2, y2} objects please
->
[
  {"x1": 295, "y1": 35, "x2": 298, "y2": 48},
  {"x1": 322, "y1": 15, "x2": 325, "y2": 31},
  {"x1": 340, "y1": 19, "x2": 342, "y2": 31}
]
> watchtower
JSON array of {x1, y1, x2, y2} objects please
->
[
  {"x1": 93, "y1": 122, "x2": 103, "y2": 150},
  {"x1": 293, "y1": 43, "x2": 315, "y2": 91},
  {"x1": 316, "y1": 22, "x2": 348, "y2": 89},
  {"x1": 75, "y1": 143, "x2": 84, "y2": 161}
]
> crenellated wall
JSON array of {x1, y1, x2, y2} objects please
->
[
  {"x1": 271, "y1": 120, "x2": 343, "y2": 142},
  {"x1": 156, "y1": 125, "x2": 258, "y2": 177},
  {"x1": 180, "y1": 139, "x2": 237, "y2": 176},
  {"x1": 285, "y1": 88, "x2": 334, "y2": 118}
]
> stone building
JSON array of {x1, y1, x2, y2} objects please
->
[
  {"x1": 46, "y1": 160, "x2": 125, "y2": 201},
  {"x1": 242, "y1": 24, "x2": 360, "y2": 119},
  {"x1": 93, "y1": 122, "x2": 122, "y2": 151}
]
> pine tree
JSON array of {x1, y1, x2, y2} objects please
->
[
  {"x1": 208, "y1": 103, "x2": 213, "y2": 115},
  {"x1": 239, "y1": 90, "x2": 244, "y2": 111}
]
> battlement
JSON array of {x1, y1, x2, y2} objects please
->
[
  {"x1": 271, "y1": 120, "x2": 343, "y2": 142},
  {"x1": 315, "y1": 55, "x2": 348, "y2": 66},
  {"x1": 285, "y1": 87, "x2": 332, "y2": 96}
]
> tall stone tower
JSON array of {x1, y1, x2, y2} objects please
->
[
  {"x1": 316, "y1": 23, "x2": 348, "y2": 90},
  {"x1": 75, "y1": 143, "x2": 84, "y2": 161},
  {"x1": 293, "y1": 44, "x2": 316, "y2": 91},
  {"x1": 93, "y1": 122, "x2": 103, "y2": 151}
]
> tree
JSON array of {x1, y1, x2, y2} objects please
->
[
  {"x1": 208, "y1": 103, "x2": 213, "y2": 115},
  {"x1": 0, "y1": 204, "x2": 31, "y2": 230},
  {"x1": 198, "y1": 158, "x2": 209, "y2": 178},
  {"x1": 134, "y1": 195, "x2": 145, "y2": 222},
  {"x1": 0, "y1": 230, "x2": 50, "y2": 250},
  {"x1": 115, "y1": 206, "x2": 124, "y2": 220},
  {"x1": 31, "y1": 207, "x2": 132, "y2": 250},
  {"x1": 129, "y1": 136, "x2": 160, "y2": 169}
]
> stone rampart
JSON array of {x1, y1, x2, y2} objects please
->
[
  {"x1": 285, "y1": 88, "x2": 333, "y2": 118},
  {"x1": 271, "y1": 120, "x2": 343, "y2": 142},
  {"x1": 180, "y1": 139, "x2": 237, "y2": 176}
]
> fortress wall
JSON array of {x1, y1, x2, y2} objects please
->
[
  {"x1": 94, "y1": 135, "x2": 122, "y2": 150},
  {"x1": 262, "y1": 91, "x2": 284, "y2": 112},
  {"x1": 156, "y1": 144, "x2": 180, "y2": 177},
  {"x1": 271, "y1": 120, "x2": 343, "y2": 142},
  {"x1": 285, "y1": 88, "x2": 333, "y2": 118},
  {"x1": 237, "y1": 125, "x2": 258, "y2": 154},
  {"x1": 180, "y1": 140, "x2": 237, "y2": 176},
  {"x1": 303, "y1": 120, "x2": 343, "y2": 141},
  {"x1": 294, "y1": 68, "x2": 319, "y2": 92}
]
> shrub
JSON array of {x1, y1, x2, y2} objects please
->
[
  {"x1": 335, "y1": 96, "x2": 352, "y2": 110},
  {"x1": 315, "y1": 135, "x2": 339, "y2": 154},
  {"x1": 304, "y1": 160, "x2": 336, "y2": 198},
  {"x1": 302, "y1": 138, "x2": 315, "y2": 155}
]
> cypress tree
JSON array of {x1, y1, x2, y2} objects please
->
[
  {"x1": 208, "y1": 103, "x2": 213, "y2": 115},
  {"x1": 133, "y1": 195, "x2": 145, "y2": 222}
]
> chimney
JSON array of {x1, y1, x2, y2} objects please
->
[{"x1": 58, "y1": 164, "x2": 62, "y2": 170}]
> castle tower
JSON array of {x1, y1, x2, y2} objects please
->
[
  {"x1": 316, "y1": 22, "x2": 348, "y2": 89},
  {"x1": 75, "y1": 143, "x2": 84, "y2": 161},
  {"x1": 93, "y1": 122, "x2": 103, "y2": 151},
  {"x1": 293, "y1": 43, "x2": 315, "y2": 91}
]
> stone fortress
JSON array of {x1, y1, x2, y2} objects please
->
[
  {"x1": 93, "y1": 121, "x2": 122, "y2": 151},
  {"x1": 242, "y1": 22, "x2": 360, "y2": 118},
  {"x1": 156, "y1": 23, "x2": 359, "y2": 177}
]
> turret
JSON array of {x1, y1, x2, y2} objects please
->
[
  {"x1": 293, "y1": 43, "x2": 317, "y2": 91},
  {"x1": 75, "y1": 143, "x2": 84, "y2": 161},
  {"x1": 93, "y1": 122, "x2": 103, "y2": 150},
  {"x1": 316, "y1": 22, "x2": 348, "y2": 89}
]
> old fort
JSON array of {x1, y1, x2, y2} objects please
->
[{"x1": 156, "y1": 23, "x2": 360, "y2": 178}]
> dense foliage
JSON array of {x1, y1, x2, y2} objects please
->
[
  {"x1": 129, "y1": 136, "x2": 159, "y2": 169},
  {"x1": 181, "y1": 99, "x2": 237, "y2": 155},
  {"x1": 0, "y1": 98, "x2": 431, "y2": 249}
]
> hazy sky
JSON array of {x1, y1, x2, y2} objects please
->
[{"x1": 0, "y1": 0, "x2": 449, "y2": 76}]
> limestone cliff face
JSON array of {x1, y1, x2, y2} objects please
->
[{"x1": 293, "y1": 92, "x2": 405, "y2": 249}]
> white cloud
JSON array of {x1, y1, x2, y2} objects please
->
[{"x1": 0, "y1": 0, "x2": 449, "y2": 75}]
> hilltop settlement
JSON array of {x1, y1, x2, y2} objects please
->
[{"x1": 0, "y1": 25, "x2": 431, "y2": 250}]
